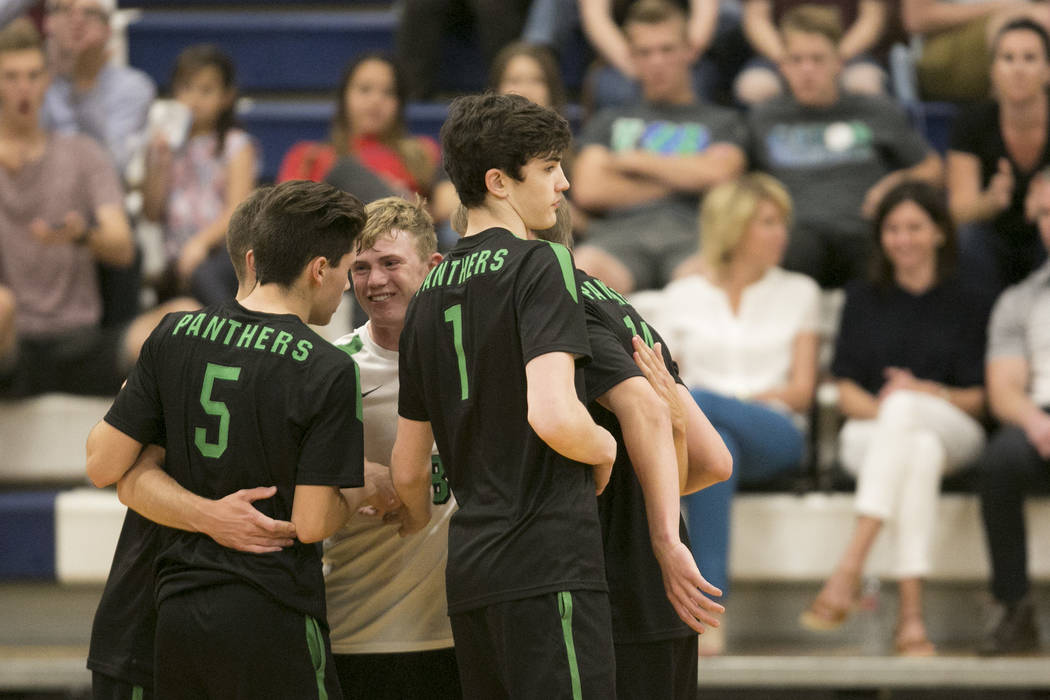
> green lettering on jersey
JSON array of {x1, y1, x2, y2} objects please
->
[
  {"x1": 271, "y1": 330, "x2": 293, "y2": 356},
  {"x1": 420, "y1": 265, "x2": 439, "y2": 293},
  {"x1": 172, "y1": 313, "x2": 194, "y2": 336},
  {"x1": 475, "y1": 249, "x2": 491, "y2": 274},
  {"x1": 292, "y1": 339, "x2": 312, "y2": 362},
  {"x1": 202, "y1": 315, "x2": 226, "y2": 342},
  {"x1": 489, "y1": 248, "x2": 507, "y2": 271},
  {"x1": 447, "y1": 259, "x2": 461, "y2": 284},
  {"x1": 462, "y1": 252, "x2": 476, "y2": 281},
  {"x1": 434, "y1": 260, "x2": 449, "y2": 288},
  {"x1": 545, "y1": 241, "x2": 577, "y2": 303},
  {"x1": 337, "y1": 335, "x2": 364, "y2": 356},
  {"x1": 254, "y1": 326, "x2": 274, "y2": 351},
  {"x1": 222, "y1": 319, "x2": 243, "y2": 345},
  {"x1": 185, "y1": 312, "x2": 206, "y2": 337},
  {"x1": 235, "y1": 323, "x2": 259, "y2": 348},
  {"x1": 595, "y1": 279, "x2": 628, "y2": 306},
  {"x1": 581, "y1": 280, "x2": 606, "y2": 301}
]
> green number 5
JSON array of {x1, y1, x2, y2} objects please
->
[
  {"x1": 195, "y1": 362, "x2": 241, "y2": 459},
  {"x1": 444, "y1": 304, "x2": 469, "y2": 400}
]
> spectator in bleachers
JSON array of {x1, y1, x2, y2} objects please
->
[
  {"x1": 142, "y1": 44, "x2": 256, "y2": 306},
  {"x1": 580, "y1": 0, "x2": 722, "y2": 108},
  {"x1": 800, "y1": 181, "x2": 989, "y2": 656},
  {"x1": 572, "y1": 0, "x2": 746, "y2": 293},
  {"x1": 974, "y1": 167, "x2": 1050, "y2": 656},
  {"x1": 396, "y1": 0, "x2": 531, "y2": 100},
  {"x1": 277, "y1": 55, "x2": 440, "y2": 200},
  {"x1": 42, "y1": 0, "x2": 154, "y2": 175},
  {"x1": 633, "y1": 173, "x2": 819, "y2": 654},
  {"x1": 735, "y1": 0, "x2": 888, "y2": 105},
  {"x1": 0, "y1": 19, "x2": 192, "y2": 398},
  {"x1": 903, "y1": 0, "x2": 1049, "y2": 102},
  {"x1": 748, "y1": 5, "x2": 942, "y2": 289},
  {"x1": 947, "y1": 18, "x2": 1050, "y2": 303}
]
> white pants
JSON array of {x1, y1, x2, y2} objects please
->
[{"x1": 838, "y1": 390, "x2": 985, "y2": 579}]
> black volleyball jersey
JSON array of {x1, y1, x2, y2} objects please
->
[
  {"x1": 104, "y1": 300, "x2": 364, "y2": 621},
  {"x1": 577, "y1": 269, "x2": 693, "y2": 643},
  {"x1": 398, "y1": 227, "x2": 607, "y2": 614}
]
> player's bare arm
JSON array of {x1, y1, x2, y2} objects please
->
[
  {"x1": 390, "y1": 416, "x2": 435, "y2": 537},
  {"x1": 291, "y1": 485, "x2": 351, "y2": 543},
  {"x1": 631, "y1": 337, "x2": 732, "y2": 494},
  {"x1": 632, "y1": 338, "x2": 690, "y2": 492},
  {"x1": 598, "y1": 375, "x2": 725, "y2": 633},
  {"x1": 86, "y1": 420, "x2": 147, "y2": 488},
  {"x1": 525, "y1": 351, "x2": 617, "y2": 494},
  {"x1": 116, "y1": 445, "x2": 297, "y2": 554}
]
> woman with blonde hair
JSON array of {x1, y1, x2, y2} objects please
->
[{"x1": 638, "y1": 172, "x2": 820, "y2": 654}]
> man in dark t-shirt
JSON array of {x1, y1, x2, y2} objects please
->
[
  {"x1": 87, "y1": 187, "x2": 294, "y2": 700},
  {"x1": 531, "y1": 210, "x2": 732, "y2": 699},
  {"x1": 85, "y1": 181, "x2": 367, "y2": 699},
  {"x1": 391, "y1": 93, "x2": 619, "y2": 698}
]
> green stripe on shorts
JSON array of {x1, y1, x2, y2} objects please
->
[
  {"x1": 558, "y1": 591, "x2": 583, "y2": 700},
  {"x1": 305, "y1": 615, "x2": 328, "y2": 700},
  {"x1": 131, "y1": 686, "x2": 143, "y2": 700}
]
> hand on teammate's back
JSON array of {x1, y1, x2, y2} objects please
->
[{"x1": 203, "y1": 486, "x2": 297, "y2": 553}]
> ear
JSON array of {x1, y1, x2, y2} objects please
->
[
  {"x1": 484, "y1": 167, "x2": 510, "y2": 200},
  {"x1": 427, "y1": 252, "x2": 443, "y2": 270},
  {"x1": 244, "y1": 249, "x2": 255, "y2": 275},
  {"x1": 306, "y1": 256, "x2": 328, "y2": 287}
]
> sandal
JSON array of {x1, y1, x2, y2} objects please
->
[
  {"x1": 895, "y1": 622, "x2": 936, "y2": 657},
  {"x1": 799, "y1": 597, "x2": 853, "y2": 631}
]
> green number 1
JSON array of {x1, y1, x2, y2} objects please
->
[
  {"x1": 623, "y1": 315, "x2": 655, "y2": 348},
  {"x1": 444, "y1": 304, "x2": 469, "y2": 400},
  {"x1": 195, "y1": 362, "x2": 241, "y2": 458}
]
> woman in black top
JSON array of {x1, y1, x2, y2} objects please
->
[
  {"x1": 947, "y1": 18, "x2": 1050, "y2": 301},
  {"x1": 800, "y1": 182, "x2": 990, "y2": 656}
]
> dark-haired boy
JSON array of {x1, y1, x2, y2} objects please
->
[
  {"x1": 392, "y1": 93, "x2": 618, "y2": 698},
  {"x1": 86, "y1": 180, "x2": 366, "y2": 699}
]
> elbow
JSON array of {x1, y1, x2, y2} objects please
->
[
  {"x1": 292, "y1": 517, "x2": 331, "y2": 544},
  {"x1": 85, "y1": 454, "x2": 116, "y2": 489},
  {"x1": 714, "y1": 445, "x2": 734, "y2": 484}
]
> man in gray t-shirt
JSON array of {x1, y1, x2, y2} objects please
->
[
  {"x1": 572, "y1": 0, "x2": 746, "y2": 293},
  {"x1": 747, "y1": 6, "x2": 941, "y2": 288},
  {"x1": 974, "y1": 171, "x2": 1050, "y2": 656}
]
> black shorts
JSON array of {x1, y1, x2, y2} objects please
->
[
  {"x1": 91, "y1": 671, "x2": 152, "y2": 700},
  {"x1": 614, "y1": 634, "x2": 697, "y2": 700},
  {"x1": 333, "y1": 647, "x2": 460, "y2": 700},
  {"x1": 450, "y1": 590, "x2": 616, "y2": 699},
  {"x1": 0, "y1": 325, "x2": 126, "y2": 398},
  {"x1": 154, "y1": 583, "x2": 341, "y2": 700}
]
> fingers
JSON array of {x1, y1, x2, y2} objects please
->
[{"x1": 237, "y1": 485, "x2": 278, "y2": 503}]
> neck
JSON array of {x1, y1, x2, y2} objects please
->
[
  {"x1": 239, "y1": 282, "x2": 310, "y2": 323},
  {"x1": 1001, "y1": 91, "x2": 1048, "y2": 128},
  {"x1": 367, "y1": 318, "x2": 402, "y2": 351},
  {"x1": 894, "y1": 263, "x2": 936, "y2": 294},
  {"x1": 0, "y1": 117, "x2": 43, "y2": 142},
  {"x1": 645, "y1": 82, "x2": 695, "y2": 106},
  {"x1": 718, "y1": 258, "x2": 768, "y2": 292},
  {"x1": 463, "y1": 200, "x2": 528, "y2": 240}
]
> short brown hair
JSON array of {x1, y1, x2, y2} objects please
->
[
  {"x1": 780, "y1": 4, "x2": 843, "y2": 45},
  {"x1": 624, "y1": 0, "x2": 687, "y2": 28},
  {"x1": 226, "y1": 185, "x2": 272, "y2": 284},
  {"x1": 358, "y1": 196, "x2": 437, "y2": 261},
  {"x1": 0, "y1": 18, "x2": 43, "y2": 58}
]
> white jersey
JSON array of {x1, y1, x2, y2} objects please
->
[{"x1": 324, "y1": 323, "x2": 456, "y2": 653}]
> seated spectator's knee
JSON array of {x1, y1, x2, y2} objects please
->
[
  {"x1": 910, "y1": 430, "x2": 947, "y2": 473},
  {"x1": 121, "y1": 297, "x2": 199, "y2": 369},
  {"x1": 841, "y1": 63, "x2": 887, "y2": 96},
  {"x1": 734, "y1": 68, "x2": 782, "y2": 106},
  {"x1": 876, "y1": 389, "x2": 923, "y2": 427},
  {"x1": 979, "y1": 426, "x2": 1040, "y2": 483}
]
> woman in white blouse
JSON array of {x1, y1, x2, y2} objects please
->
[{"x1": 638, "y1": 173, "x2": 820, "y2": 653}]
